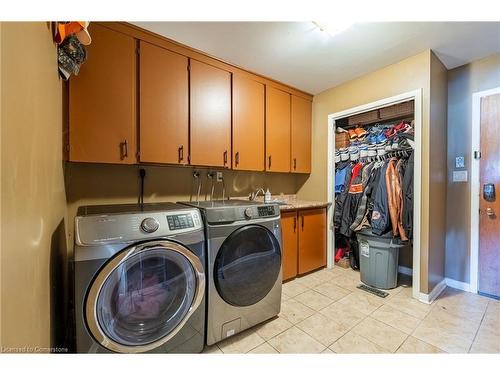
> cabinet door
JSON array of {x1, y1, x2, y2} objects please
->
[
  {"x1": 190, "y1": 60, "x2": 231, "y2": 168},
  {"x1": 298, "y1": 208, "x2": 327, "y2": 274},
  {"x1": 69, "y1": 23, "x2": 136, "y2": 164},
  {"x1": 281, "y1": 211, "x2": 298, "y2": 281},
  {"x1": 232, "y1": 75, "x2": 265, "y2": 171},
  {"x1": 139, "y1": 42, "x2": 188, "y2": 164},
  {"x1": 291, "y1": 95, "x2": 312, "y2": 173},
  {"x1": 266, "y1": 86, "x2": 291, "y2": 172}
]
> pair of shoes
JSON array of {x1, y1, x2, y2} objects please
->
[
  {"x1": 348, "y1": 127, "x2": 368, "y2": 141},
  {"x1": 335, "y1": 247, "x2": 348, "y2": 262}
]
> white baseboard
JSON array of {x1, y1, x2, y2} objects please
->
[
  {"x1": 419, "y1": 278, "x2": 447, "y2": 304},
  {"x1": 398, "y1": 266, "x2": 413, "y2": 276},
  {"x1": 445, "y1": 278, "x2": 470, "y2": 292}
]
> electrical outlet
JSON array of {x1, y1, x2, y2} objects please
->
[{"x1": 216, "y1": 171, "x2": 223, "y2": 182}]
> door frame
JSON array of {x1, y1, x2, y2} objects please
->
[
  {"x1": 327, "y1": 89, "x2": 423, "y2": 300},
  {"x1": 470, "y1": 86, "x2": 500, "y2": 294}
]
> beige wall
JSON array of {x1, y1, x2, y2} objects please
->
[
  {"x1": 1, "y1": 23, "x2": 67, "y2": 349},
  {"x1": 298, "y1": 50, "x2": 448, "y2": 294},
  {"x1": 446, "y1": 53, "x2": 500, "y2": 283},
  {"x1": 65, "y1": 163, "x2": 300, "y2": 254}
]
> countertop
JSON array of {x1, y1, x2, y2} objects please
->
[{"x1": 235, "y1": 194, "x2": 331, "y2": 212}]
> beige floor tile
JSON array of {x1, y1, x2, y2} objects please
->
[
  {"x1": 294, "y1": 289, "x2": 334, "y2": 311},
  {"x1": 385, "y1": 291, "x2": 433, "y2": 319},
  {"x1": 338, "y1": 291, "x2": 384, "y2": 315},
  {"x1": 313, "y1": 281, "x2": 351, "y2": 301},
  {"x1": 279, "y1": 299, "x2": 315, "y2": 324},
  {"x1": 352, "y1": 317, "x2": 408, "y2": 352},
  {"x1": 268, "y1": 326, "x2": 326, "y2": 353},
  {"x1": 330, "y1": 275, "x2": 361, "y2": 292},
  {"x1": 330, "y1": 331, "x2": 388, "y2": 354},
  {"x1": 296, "y1": 312, "x2": 349, "y2": 346},
  {"x1": 371, "y1": 304, "x2": 421, "y2": 334},
  {"x1": 202, "y1": 345, "x2": 223, "y2": 354},
  {"x1": 217, "y1": 328, "x2": 265, "y2": 354},
  {"x1": 396, "y1": 336, "x2": 444, "y2": 353},
  {"x1": 469, "y1": 325, "x2": 500, "y2": 353},
  {"x1": 296, "y1": 273, "x2": 325, "y2": 288},
  {"x1": 310, "y1": 268, "x2": 337, "y2": 283},
  {"x1": 249, "y1": 342, "x2": 279, "y2": 354},
  {"x1": 321, "y1": 347, "x2": 335, "y2": 354},
  {"x1": 320, "y1": 301, "x2": 367, "y2": 330},
  {"x1": 254, "y1": 315, "x2": 293, "y2": 341},
  {"x1": 412, "y1": 306, "x2": 479, "y2": 353},
  {"x1": 481, "y1": 302, "x2": 500, "y2": 331},
  {"x1": 282, "y1": 279, "x2": 310, "y2": 297},
  {"x1": 435, "y1": 288, "x2": 488, "y2": 323},
  {"x1": 281, "y1": 292, "x2": 291, "y2": 301}
]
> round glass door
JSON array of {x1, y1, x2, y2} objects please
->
[
  {"x1": 214, "y1": 225, "x2": 281, "y2": 306},
  {"x1": 86, "y1": 241, "x2": 204, "y2": 352}
]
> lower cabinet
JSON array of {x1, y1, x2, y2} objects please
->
[{"x1": 281, "y1": 207, "x2": 327, "y2": 281}]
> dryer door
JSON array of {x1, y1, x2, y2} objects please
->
[
  {"x1": 214, "y1": 224, "x2": 281, "y2": 306},
  {"x1": 85, "y1": 240, "x2": 205, "y2": 353}
]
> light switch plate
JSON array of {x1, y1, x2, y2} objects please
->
[
  {"x1": 455, "y1": 156, "x2": 465, "y2": 168},
  {"x1": 453, "y1": 170, "x2": 468, "y2": 182}
]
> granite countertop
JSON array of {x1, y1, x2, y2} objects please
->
[{"x1": 235, "y1": 194, "x2": 331, "y2": 211}]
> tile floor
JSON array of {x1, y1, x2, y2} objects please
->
[{"x1": 203, "y1": 266, "x2": 500, "y2": 354}]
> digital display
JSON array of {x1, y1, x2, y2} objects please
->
[
  {"x1": 257, "y1": 206, "x2": 276, "y2": 217},
  {"x1": 167, "y1": 214, "x2": 194, "y2": 230}
]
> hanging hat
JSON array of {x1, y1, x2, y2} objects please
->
[{"x1": 55, "y1": 21, "x2": 92, "y2": 45}]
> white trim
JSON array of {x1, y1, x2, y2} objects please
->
[
  {"x1": 327, "y1": 89, "x2": 423, "y2": 301},
  {"x1": 398, "y1": 266, "x2": 413, "y2": 276},
  {"x1": 419, "y1": 278, "x2": 447, "y2": 304},
  {"x1": 445, "y1": 278, "x2": 471, "y2": 292},
  {"x1": 470, "y1": 86, "x2": 500, "y2": 294}
]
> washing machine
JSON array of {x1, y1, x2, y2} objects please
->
[
  {"x1": 73, "y1": 203, "x2": 206, "y2": 353},
  {"x1": 180, "y1": 200, "x2": 282, "y2": 345}
]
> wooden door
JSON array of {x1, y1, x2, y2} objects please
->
[
  {"x1": 479, "y1": 93, "x2": 500, "y2": 298},
  {"x1": 69, "y1": 23, "x2": 136, "y2": 164},
  {"x1": 291, "y1": 95, "x2": 312, "y2": 173},
  {"x1": 232, "y1": 75, "x2": 265, "y2": 171},
  {"x1": 190, "y1": 59, "x2": 231, "y2": 168},
  {"x1": 266, "y1": 86, "x2": 291, "y2": 172},
  {"x1": 139, "y1": 42, "x2": 188, "y2": 164},
  {"x1": 281, "y1": 211, "x2": 298, "y2": 281},
  {"x1": 298, "y1": 208, "x2": 327, "y2": 274}
]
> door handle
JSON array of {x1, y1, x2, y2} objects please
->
[
  {"x1": 301, "y1": 215, "x2": 304, "y2": 230},
  {"x1": 486, "y1": 207, "x2": 495, "y2": 217},
  {"x1": 293, "y1": 216, "x2": 296, "y2": 231},
  {"x1": 293, "y1": 158, "x2": 297, "y2": 170},
  {"x1": 223, "y1": 150, "x2": 228, "y2": 166},
  {"x1": 235, "y1": 152, "x2": 240, "y2": 166},
  {"x1": 268, "y1": 155, "x2": 272, "y2": 169},
  {"x1": 120, "y1": 139, "x2": 128, "y2": 160},
  {"x1": 178, "y1": 145, "x2": 184, "y2": 162}
]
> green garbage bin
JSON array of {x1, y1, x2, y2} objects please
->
[{"x1": 357, "y1": 229, "x2": 409, "y2": 289}]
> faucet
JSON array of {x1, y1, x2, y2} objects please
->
[{"x1": 249, "y1": 188, "x2": 266, "y2": 201}]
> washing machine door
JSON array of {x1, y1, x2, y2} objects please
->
[
  {"x1": 214, "y1": 224, "x2": 281, "y2": 306},
  {"x1": 85, "y1": 240, "x2": 205, "y2": 353}
]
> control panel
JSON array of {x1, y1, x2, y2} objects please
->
[
  {"x1": 167, "y1": 213, "x2": 198, "y2": 230},
  {"x1": 257, "y1": 205, "x2": 276, "y2": 217}
]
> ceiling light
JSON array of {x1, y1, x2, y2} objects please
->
[{"x1": 312, "y1": 21, "x2": 353, "y2": 36}]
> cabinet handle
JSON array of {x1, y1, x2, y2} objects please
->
[
  {"x1": 293, "y1": 216, "x2": 296, "y2": 231},
  {"x1": 223, "y1": 150, "x2": 228, "y2": 166},
  {"x1": 293, "y1": 158, "x2": 297, "y2": 170},
  {"x1": 235, "y1": 151, "x2": 240, "y2": 166},
  {"x1": 120, "y1": 139, "x2": 128, "y2": 160},
  {"x1": 178, "y1": 145, "x2": 184, "y2": 162},
  {"x1": 301, "y1": 215, "x2": 304, "y2": 230},
  {"x1": 268, "y1": 155, "x2": 272, "y2": 169}
]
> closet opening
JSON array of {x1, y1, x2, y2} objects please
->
[{"x1": 327, "y1": 90, "x2": 423, "y2": 300}]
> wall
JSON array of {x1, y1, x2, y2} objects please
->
[
  {"x1": 298, "y1": 50, "x2": 448, "y2": 294},
  {"x1": 446, "y1": 53, "x2": 500, "y2": 283},
  {"x1": 1, "y1": 23, "x2": 68, "y2": 350},
  {"x1": 65, "y1": 163, "x2": 300, "y2": 254}
]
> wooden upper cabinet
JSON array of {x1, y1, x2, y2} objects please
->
[
  {"x1": 190, "y1": 60, "x2": 231, "y2": 168},
  {"x1": 291, "y1": 95, "x2": 312, "y2": 173},
  {"x1": 69, "y1": 23, "x2": 136, "y2": 164},
  {"x1": 281, "y1": 211, "x2": 298, "y2": 281},
  {"x1": 298, "y1": 208, "x2": 327, "y2": 275},
  {"x1": 266, "y1": 86, "x2": 291, "y2": 172},
  {"x1": 139, "y1": 42, "x2": 188, "y2": 165},
  {"x1": 232, "y1": 75, "x2": 265, "y2": 171}
]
